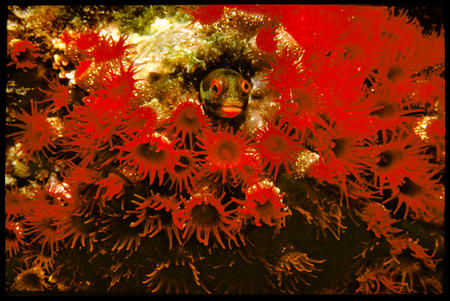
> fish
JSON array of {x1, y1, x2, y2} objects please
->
[{"x1": 200, "y1": 68, "x2": 251, "y2": 119}]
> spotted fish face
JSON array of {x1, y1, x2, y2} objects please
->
[{"x1": 200, "y1": 68, "x2": 251, "y2": 119}]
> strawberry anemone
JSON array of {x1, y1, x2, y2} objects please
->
[
  {"x1": 369, "y1": 52, "x2": 420, "y2": 99},
  {"x1": 39, "y1": 76, "x2": 71, "y2": 113},
  {"x1": 360, "y1": 202, "x2": 402, "y2": 240},
  {"x1": 53, "y1": 207, "x2": 98, "y2": 252},
  {"x1": 169, "y1": 149, "x2": 204, "y2": 193},
  {"x1": 129, "y1": 193, "x2": 183, "y2": 249},
  {"x1": 330, "y1": 7, "x2": 386, "y2": 75},
  {"x1": 22, "y1": 185, "x2": 70, "y2": 256},
  {"x1": 121, "y1": 104, "x2": 158, "y2": 137},
  {"x1": 8, "y1": 101, "x2": 57, "y2": 160},
  {"x1": 275, "y1": 85, "x2": 331, "y2": 139},
  {"x1": 370, "y1": 129, "x2": 433, "y2": 192},
  {"x1": 95, "y1": 172, "x2": 127, "y2": 203},
  {"x1": 62, "y1": 118, "x2": 107, "y2": 166},
  {"x1": 385, "y1": 250, "x2": 441, "y2": 294},
  {"x1": 60, "y1": 26, "x2": 100, "y2": 52},
  {"x1": 5, "y1": 187, "x2": 29, "y2": 219},
  {"x1": 182, "y1": 5, "x2": 226, "y2": 25},
  {"x1": 379, "y1": 7, "x2": 423, "y2": 54},
  {"x1": 355, "y1": 264, "x2": 404, "y2": 294},
  {"x1": 196, "y1": 127, "x2": 254, "y2": 183},
  {"x1": 100, "y1": 210, "x2": 144, "y2": 253},
  {"x1": 11, "y1": 264, "x2": 51, "y2": 292},
  {"x1": 62, "y1": 165, "x2": 102, "y2": 216},
  {"x1": 117, "y1": 133, "x2": 178, "y2": 186},
  {"x1": 311, "y1": 125, "x2": 377, "y2": 206},
  {"x1": 142, "y1": 249, "x2": 210, "y2": 294},
  {"x1": 164, "y1": 94, "x2": 210, "y2": 148},
  {"x1": 89, "y1": 34, "x2": 132, "y2": 65},
  {"x1": 256, "y1": 25, "x2": 278, "y2": 53},
  {"x1": 267, "y1": 248, "x2": 326, "y2": 292},
  {"x1": 96, "y1": 61, "x2": 139, "y2": 99},
  {"x1": 69, "y1": 94, "x2": 131, "y2": 149},
  {"x1": 236, "y1": 179, "x2": 290, "y2": 230},
  {"x1": 264, "y1": 50, "x2": 303, "y2": 96},
  {"x1": 234, "y1": 154, "x2": 264, "y2": 191},
  {"x1": 66, "y1": 29, "x2": 133, "y2": 92},
  {"x1": 35, "y1": 177, "x2": 98, "y2": 251},
  {"x1": 380, "y1": 8, "x2": 440, "y2": 70},
  {"x1": 310, "y1": 57, "x2": 367, "y2": 121},
  {"x1": 6, "y1": 216, "x2": 27, "y2": 257},
  {"x1": 365, "y1": 94, "x2": 410, "y2": 141},
  {"x1": 278, "y1": 6, "x2": 351, "y2": 62},
  {"x1": 384, "y1": 172, "x2": 444, "y2": 223},
  {"x1": 254, "y1": 122, "x2": 303, "y2": 179},
  {"x1": 8, "y1": 39, "x2": 41, "y2": 70},
  {"x1": 174, "y1": 191, "x2": 239, "y2": 249}
]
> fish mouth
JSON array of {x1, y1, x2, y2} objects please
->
[{"x1": 219, "y1": 105, "x2": 243, "y2": 118}]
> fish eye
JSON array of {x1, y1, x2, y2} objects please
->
[
  {"x1": 241, "y1": 79, "x2": 250, "y2": 94},
  {"x1": 211, "y1": 79, "x2": 222, "y2": 95}
]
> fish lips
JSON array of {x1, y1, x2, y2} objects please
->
[{"x1": 219, "y1": 105, "x2": 243, "y2": 118}]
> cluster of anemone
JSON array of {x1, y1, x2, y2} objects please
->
[
  {"x1": 5, "y1": 5, "x2": 444, "y2": 294},
  {"x1": 358, "y1": 202, "x2": 442, "y2": 293}
]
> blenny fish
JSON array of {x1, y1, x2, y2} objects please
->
[{"x1": 199, "y1": 68, "x2": 251, "y2": 119}]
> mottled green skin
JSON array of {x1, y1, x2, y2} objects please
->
[{"x1": 199, "y1": 68, "x2": 250, "y2": 119}]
